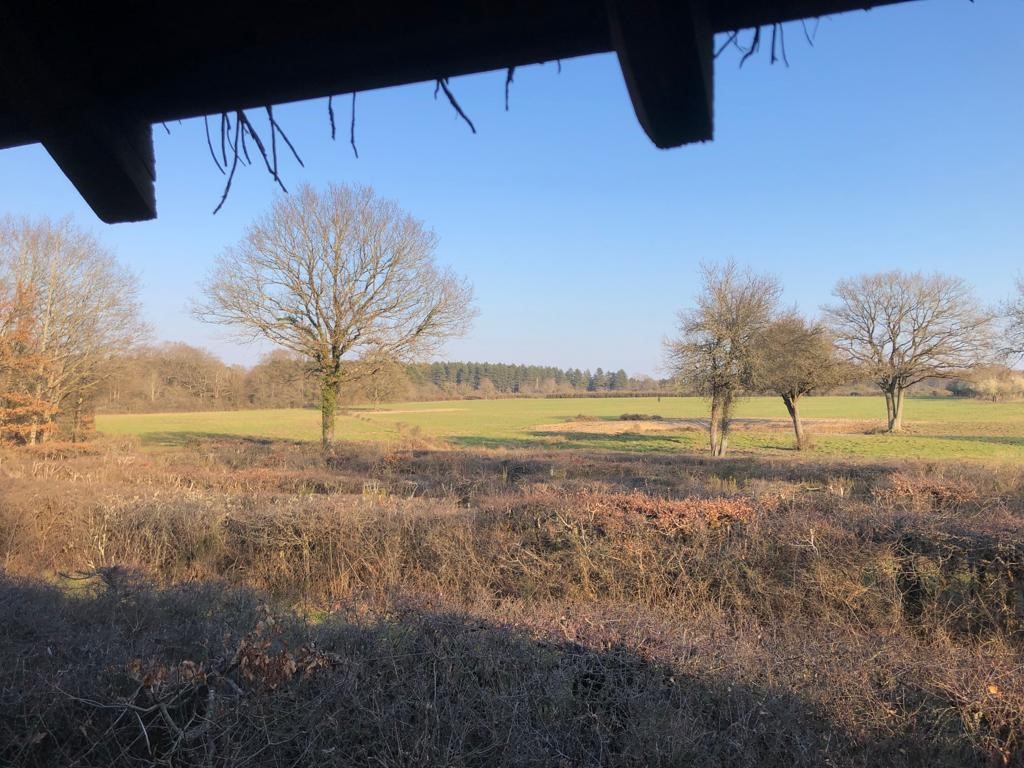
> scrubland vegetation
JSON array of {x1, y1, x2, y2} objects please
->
[
  {"x1": 4, "y1": 193, "x2": 1024, "y2": 768},
  {"x1": 2, "y1": 435, "x2": 1023, "y2": 766}
]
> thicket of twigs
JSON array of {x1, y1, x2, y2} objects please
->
[{"x1": 1, "y1": 438, "x2": 1022, "y2": 766}]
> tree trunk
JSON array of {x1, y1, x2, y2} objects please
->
[
  {"x1": 883, "y1": 389, "x2": 895, "y2": 431},
  {"x1": 717, "y1": 408, "x2": 730, "y2": 457},
  {"x1": 890, "y1": 386, "x2": 906, "y2": 432},
  {"x1": 320, "y1": 376, "x2": 340, "y2": 450},
  {"x1": 709, "y1": 396, "x2": 721, "y2": 455},
  {"x1": 716, "y1": 427, "x2": 729, "y2": 457},
  {"x1": 711, "y1": 392, "x2": 732, "y2": 457},
  {"x1": 71, "y1": 396, "x2": 82, "y2": 443},
  {"x1": 782, "y1": 393, "x2": 805, "y2": 450}
]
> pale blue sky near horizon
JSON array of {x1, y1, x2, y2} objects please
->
[{"x1": 0, "y1": 0, "x2": 1021, "y2": 377}]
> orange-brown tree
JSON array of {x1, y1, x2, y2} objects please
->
[{"x1": 0, "y1": 282, "x2": 56, "y2": 444}]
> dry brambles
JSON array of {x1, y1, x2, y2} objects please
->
[{"x1": 0, "y1": 437, "x2": 1022, "y2": 766}]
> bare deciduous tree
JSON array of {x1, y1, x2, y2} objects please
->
[
  {"x1": 0, "y1": 216, "x2": 148, "y2": 442},
  {"x1": 824, "y1": 271, "x2": 995, "y2": 432},
  {"x1": 194, "y1": 184, "x2": 476, "y2": 448},
  {"x1": 1004, "y1": 277, "x2": 1024, "y2": 359},
  {"x1": 754, "y1": 313, "x2": 850, "y2": 450},
  {"x1": 664, "y1": 261, "x2": 780, "y2": 457}
]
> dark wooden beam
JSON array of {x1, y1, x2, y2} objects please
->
[
  {"x1": 127, "y1": 2, "x2": 612, "y2": 125},
  {"x1": 1, "y1": 1, "x2": 913, "y2": 134},
  {"x1": 709, "y1": 0, "x2": 914, "y2": 32},
  {"x1": 41, "y1": 117, "x2": 156, "y2": 224},
  {"x1": 0, "y1": 7, "x2": 156, "y2": 222},
  {"x1": 0, "y1": 0, "x2": 922, "y2": 222},
  {"x1": 607, "y1": 0, "x2": 713, "y2": 148}
]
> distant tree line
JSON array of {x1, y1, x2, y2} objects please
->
[
  {"x1": 406, "y1": 362, "x2": 661, "y2": 397},
  {"x1": 96, "y1": 350, "x2": 664, "y2": 414}
]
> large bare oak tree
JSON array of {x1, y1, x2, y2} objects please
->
[
  {"x1": 664, "y1": 261, "x2": 780, "y2": 457},
  {"x1": 194, "y1": 184, "x2": 475, "y2": 448},
  {"x1": 824, "y1": 271, "x2": 995, "y2": 432}
]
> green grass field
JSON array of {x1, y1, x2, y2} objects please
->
[{"x1": 95, "y1": 396, "x2": 1024, "y2": 461}]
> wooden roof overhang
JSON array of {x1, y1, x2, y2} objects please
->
[{"x1": 0, "y1": 1, "x2": 913, "y2": 223}]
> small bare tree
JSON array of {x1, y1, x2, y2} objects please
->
[
  {"x1": 194, "y1": 184, "x2": 476, "y2": 448},
  {"x1": 754, "y1": 313, "x2": 849, "y2": 450},
  {"x1": 824, "y1": 271, "x2": 995, "y2": 432},
  {"x1": 0, "y1": 216, "x2": 148, "y2": 442},
  {"x1": 664, "y1": 261, "x2": 780, "y2": 457},
  {"x1": 1004, "y1": 277, "x2": 1024, "y2": 359}
]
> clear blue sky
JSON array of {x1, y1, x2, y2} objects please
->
[{"x1": 1, "y1": 0, "x2": 1021, "y2": 376}]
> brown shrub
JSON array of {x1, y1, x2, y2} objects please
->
[{"x1": 1, "y1": 439, "x2": 1023, "y2": 766}]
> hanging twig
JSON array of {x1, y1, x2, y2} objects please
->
[
  {"x1": 504, "y1": 67, "x2": 515, "y2": 111},
  {"x1": 739, "y1": 26, "x2": 761, "y2": 67},
  {"x1": 435, "y1": 78, "x2": 476, "y2": 134},
  {"x1": 208, "y1": 106, "x2": 306, "y2": 212},
  {"x1": 204, "y1": 116, "x2": 224, "y2": 174},
  {"x1": 267, "y1": 107, "x2": 304, "y2": 167},
  {"x1": 350, "y1": 92, "x2": 359, "y2": 158},
  {"x1": 801, "y1": 18, "x2": 820, "y2": 46},
  {"x1": 213, "y1": 116, "x2": 242, "y2": 214},
  {"x1": 715, "y1": 31, "x2": 740, "y2": 59},
  {"x1": 328, "y1": 95, "x2": 337, "y2": 140},
  {"x1": 238, "y1": 121, "x2": 252, "y2": 166},
  {"x1": 236, "y1": 111, "x2": 284, "y2": 191},
  {"x1": 219, "y1": 113, "x2": 229, "y2": 168},
  {"x1": 269, "y1": 106, "x2": 279, "y2": 185},
  {"x1": 770, "y1": 23, "x2": 789, "y2": 66}
]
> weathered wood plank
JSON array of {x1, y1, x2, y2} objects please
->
[{"x1": 608, "y1": 0, "x2": 713, "y2": 147}]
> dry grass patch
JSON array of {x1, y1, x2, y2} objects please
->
[{"x1": 538, "y1": 416, "x2": 885, "y2": 435}]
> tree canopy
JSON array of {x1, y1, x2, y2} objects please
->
[
  {"x1": 664, "y1": 261, "x2": 781, "y2": 456},
  {"x1": 824, "y1": 271, "x2": 995, "y2": 431},
  {"x1": 194, "y1": 183, "x2": 476, "y2": 448}
]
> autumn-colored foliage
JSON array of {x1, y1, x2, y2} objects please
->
[{"x1": 0, "y1": 281, "x2": 56, "y2": 444}]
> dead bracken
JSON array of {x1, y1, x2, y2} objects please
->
[{"x1": 1, "y1": 437, "x2": 1022, "y2": 766}]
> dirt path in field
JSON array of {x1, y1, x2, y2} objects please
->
[
  {"x1": 359, "y1": 407, "x2": 468, "y2": 415},
  {"x1": 535, "y1": 417, "x2": 883, "y2": 435}
]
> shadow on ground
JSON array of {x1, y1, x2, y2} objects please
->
[
  {"x1": 927, "y1": 434, "x2": 1024, "y2": 449},
  {"x1": 137, "y1": 431, "x2": 308, "y2": 448},
  {"x1": 144, "y1": 433, "x2": 949, "y2": 500},
  {"x1": 0, "y1": 573, "x2": 990, "y2": 768}
]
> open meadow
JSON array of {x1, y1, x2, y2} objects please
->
[{"x1": 97, "y1": 395, "x2": 1024, "y2": 461}]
